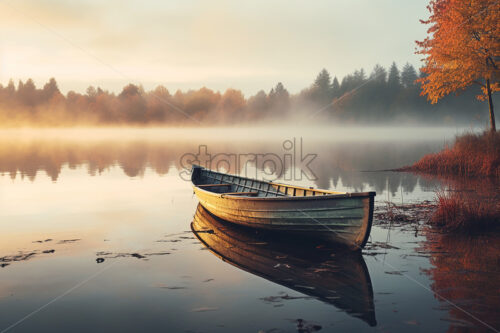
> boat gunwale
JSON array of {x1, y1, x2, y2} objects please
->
[
  {"x1": 191, "y1": 165, "x2": 376, "y2": 201},
  {"x1": 193, "y1": 185, "x2": 375, "y2": 201}
]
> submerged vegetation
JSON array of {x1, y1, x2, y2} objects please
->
[
  {"x1": 373, "y1": 183, "x2": 499, "y2": 233},
  {"x1": 403, "y1": 132, "x2": 499, "y2": 231}
]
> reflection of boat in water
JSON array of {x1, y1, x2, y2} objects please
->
[
  {"x1": 191, "y1": 204, "x2": 377, "y2": 327},
  {"x1": 191, "y1": 165, "x2": 375, "y2": 250}
]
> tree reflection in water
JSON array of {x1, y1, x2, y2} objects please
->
[
  {"x1": 0, "y1": 135, "x2": 444, "y2": 197},
  {"x1": 422, "y1": 229, "x2": 500, "y2": 332}
]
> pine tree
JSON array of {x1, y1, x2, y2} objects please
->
[
  {"x1": 331, "y1": 76, "x2": 340, "y2": 98},
  {"x1": 400, "y1": 63, "x2": 418, "y2": 88},
  {"x1": 370, "y1": 64, "x2": 387, "y2": 83},
  {"x1": 268, "y1": 82, "x2": 289, "y2": 114},
  {"x1": 314, "y1": 69, "x2": 331, "y2": 91},
  {"x1": 312, "y1": 69, "x2": 332, "y2": 104},
  {"x1": 387, "y1": 62, "x2": 401, "y2": 91}
]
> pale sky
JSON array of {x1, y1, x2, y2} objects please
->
[{"x1": 0, "y1": 0, "x2": 429, "y2": 95}]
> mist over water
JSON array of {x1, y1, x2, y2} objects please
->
[
  {"x1": 1, "y1": 126, "x2": 498, "y2": 333},
  {"x1": 1, "y1": 0, "x2": 497, "y2": 330},
  {"x1": 0, "y1": 126, "x2": 463, "y2": 197},
  {"x1": 1, "y1": 62, "x2": 492, "y2": 128}
]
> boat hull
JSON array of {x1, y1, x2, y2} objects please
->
[{"x1": 193, "y1": 185, "x2": 374, "y2": 250}]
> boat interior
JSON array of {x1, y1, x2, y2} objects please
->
[{"x1": 192, "y1": 165, "x2": 343, "y2": 198}]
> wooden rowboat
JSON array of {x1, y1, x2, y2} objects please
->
[
  {"x1": 191, "y1": 204, "x2": 377, "y2": 326},
  {"x1": 191, "y1": 165, "x2": 375, "y2": 250}
]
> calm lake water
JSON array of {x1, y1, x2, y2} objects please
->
[{"x1": 0, "y1": 127, "x2": 498, "y2": 333}]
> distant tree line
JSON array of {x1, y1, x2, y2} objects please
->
[{"x1": 0, "y1": 62, "x2": 492, "y2": 126}]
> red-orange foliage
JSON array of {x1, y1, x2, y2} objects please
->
[
  {"x1": 417, "y1": 0, "x2": 500, "y2": 131},
  {"x1": 409, "y1": 131, "x2": 500, "y2": 178},
  {"x1": 432, "y1": 189, "x2": 500, "y2": 230}
]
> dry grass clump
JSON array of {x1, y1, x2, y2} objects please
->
[
  {"x1": 408, "y1": 131, "x2": 499, "y2": 178},
  {"x1": 432, "y1": 190, "x2": 500, "y2": 231}
]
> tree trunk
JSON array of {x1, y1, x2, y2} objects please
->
[{"x1": 486, "y1": 78, "x2": 496, "y2": 132}]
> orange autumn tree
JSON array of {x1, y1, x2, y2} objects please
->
[{"x1": 417, "y1": 0, "x2": 499, "y2": 131}]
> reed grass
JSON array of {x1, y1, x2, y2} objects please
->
[
  {"x1": 408, "y1": 131, "x2": 500, "y2": 178},
  {"x1": 432, "y1": 190, "x2": 500, "y2": 231}
]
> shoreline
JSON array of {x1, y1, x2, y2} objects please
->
[
  {"x1": 399, "y1": 131, "x2": 499, "y2": 178},
  {"x1": 394, "y1": 131, "x2": 499, "y2": 231}
]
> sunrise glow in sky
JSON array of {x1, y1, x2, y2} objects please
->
[{"x1": 0, "y1": 0, "x2": 428, "y2": 95}]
